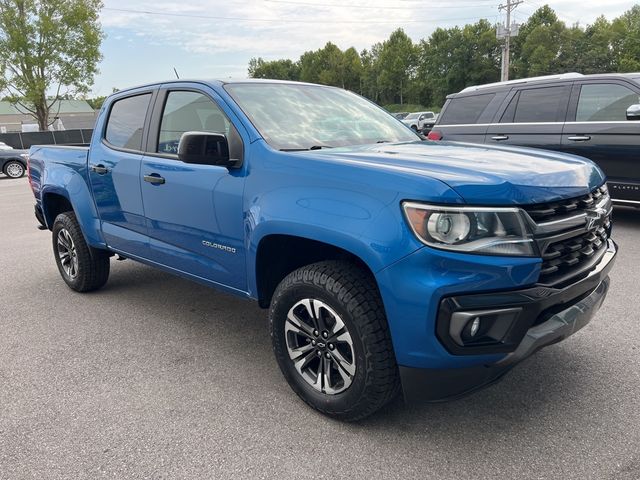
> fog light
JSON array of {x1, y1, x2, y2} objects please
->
[
  {"x1": 469, "y1": 317, "x2": 480, "y2": 337},
  {"x1": 449, "y1": 307, "x2": 522, "y2": 347}
]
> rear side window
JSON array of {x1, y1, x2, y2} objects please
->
[
  {"x1": 105, "y1": 94, "x2": 152, "y2": 150},
  {"x1": 576, "y1": 84, "x2": 640, "y2": 121},
  {"x1": 509, "y1": 86, "x2": 569, "y2": 123},
  {"x1": 439, "y1": 94, "x2": 495, "y2": 125}
]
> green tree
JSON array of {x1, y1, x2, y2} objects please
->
[
  {"x1": 0, "y1": 0, "x2": 103, "y2": 131},
  {"x1": 611, "y1": 5, "x2": 640, "y2": 72},
  {"x1": 376, "y1": 29, "x2": 416, "y2": 104},
  {"x1": 511, "y1": 6, "x2": 567, "y2": 77},
  {"x1": 418, "y1": 19, "x2": 499, "y2": 106},
  {"x1": 248, "y1": 57, "x2": 300, "y2": 80},
  {"x1": 85, "y1": 96, "x2": 107, "y2": 110}
]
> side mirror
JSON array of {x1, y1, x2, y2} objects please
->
[
  {"x1": 626, "y1": 104, "x2": 640, "y2": 121},
  {"x1": 177, "y1": 131, "x2": 240, "y2": 168}
]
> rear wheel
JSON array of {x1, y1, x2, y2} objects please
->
[
  {"x1": 3, "y1": 160, "x2": 25, "y2": 178},
  {"x1": 270, "y1": 261, "x2": 399, "y2": 421},
  {"x1": 52, "y1": 211, "x2": 110, "y2": 292}
]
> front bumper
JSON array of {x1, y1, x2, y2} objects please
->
[{"x1": 400, "y1": 239, "x2": 616, "y2": 402}]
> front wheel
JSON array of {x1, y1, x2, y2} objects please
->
[
  {"x1": 52, "y1": 211, "x2": 110, "y2": 292},
  {"x1": 270, "y1": 261, "x2": 399, "y2": 421},
  {"x1": 3, "y1": 160, "x2": 25, "y2": 178}
]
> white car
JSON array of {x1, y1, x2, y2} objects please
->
[{"x1": 401, "y1": 111, "x2": 436, "y2": 132}]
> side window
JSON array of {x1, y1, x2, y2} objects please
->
[
  {"x1": 438, "y1": 94, "x2": 495, "y2": 125},
  {"x1": 512, "y1": 86, "x2": 570, "y2": 123},
  {"x1": 500, "y1": 92, "x2": 519, "y2": 123},
  {"x1": 158, "y1": 91, "x2": 229, "y2": 155},
  {"x1": 105, "y1": 94, "x2": 151, "y2": 150},
  {"x1": 576, "y1": 84, "x2": 640, "y2": 122}
]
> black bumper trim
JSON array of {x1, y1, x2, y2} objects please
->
[
  {"x1": 401, "y1": 275, "x2": 611, "y2": 402},
  {"x1": 436, "y1": 239, "x2": 617, "y2": 356}
]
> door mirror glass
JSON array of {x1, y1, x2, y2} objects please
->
[
  {"x1": 626, "y1": 104, "x2": 640, "y2": 121},
  {"x1": 178, "y1": 132, "x2": 238, "y2": 168}
]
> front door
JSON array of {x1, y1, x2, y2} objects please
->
[
  {"x1": 561, "y1": 81, "x2": 640, "y2": 203},
  {"x1": 88, "y1": 92, "x2": 153, "y2": 257},
  {"x1": 140, "y1": 88, "x2": 247, "y2": 291}
]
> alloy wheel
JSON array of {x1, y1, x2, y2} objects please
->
[
  {"x1": 56, "y1": 228, "x2": 79, "y2": 279},
  {"x1": 285, "y1": 298, "x2": 356, "y2": 395}
]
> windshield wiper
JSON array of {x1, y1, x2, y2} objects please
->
[
  {"x1": 279, "y1": 145, "x2": 335, "y2": 152},
  {"x1": 309, "y1": 145, "x2": 334, "y2": 150}
]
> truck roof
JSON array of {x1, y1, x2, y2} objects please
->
[{"x1": 111, "y1": 78, "x2": 327, "y2": 96}]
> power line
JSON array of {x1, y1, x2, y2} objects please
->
[
  {"x1": 263, "y1": 0, "x2": 499, "y2": 9},
  {"x1": 102, "y1": 7, "x2": 492, "y2": 25}
]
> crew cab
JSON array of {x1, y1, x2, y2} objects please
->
[
  {"x1": 429, "y1": 72, "x2": 640, "y2": 206},
  {"x1": 28, "y1": 80, "x2": 617, "y2": 420}
]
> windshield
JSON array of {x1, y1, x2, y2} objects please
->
[
  {"x1": 225, "y1": 83, "x2": 419, "y2": 150},
  {"x1": 404, "y1": 113, "x2": 419, "y2": 120}
]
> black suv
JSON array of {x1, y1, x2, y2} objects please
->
[{"x1": 428, "y1": 73, "x2": 640, "y2": 206}]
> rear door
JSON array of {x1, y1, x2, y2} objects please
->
[
  {"x1": 484, "y1": 84, "x2": 571, "y2": 151},
  {"x1": 88, "y1": 91, "x2": 154, "y2": 256},
  {"x1": 561, "y1": 80, "x2": 640, "y2": 203},
  {"x1": 139, "y1": 86, "x2": 247, "y2": 291}
]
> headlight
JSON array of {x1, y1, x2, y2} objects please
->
[{"x1": 402, "y1": 202, "x2": 536, "y2": 256}]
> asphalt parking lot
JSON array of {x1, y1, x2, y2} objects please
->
[{"x1": 1, "y1": 176, "x2": 639, "y2": 480}]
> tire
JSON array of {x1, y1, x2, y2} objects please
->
[
  {"x1": 3, "y1": 160, "x2": 25, "y2": 178},
  {"x1": 410, "y1": 125, "x2": 418, "y2": 131},
  {"x1": 270, "y1": 261, "x2": 399, "y2": 421},
  {"x1": 52, "y1": 211, "x2": 110, "y2": 292}
]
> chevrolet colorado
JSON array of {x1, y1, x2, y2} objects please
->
[{"x1": 28, "y1": 80, "x2": 617, "y2": 420}]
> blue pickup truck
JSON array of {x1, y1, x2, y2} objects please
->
[{"x1": 28, "y1": 80, "x2": 617, "y2": 420}]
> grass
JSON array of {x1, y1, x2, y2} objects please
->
[{"x1": 383, "y1": 103, "x2": 441, "y2": 113}]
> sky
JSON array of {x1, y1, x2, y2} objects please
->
[{"x1": 92, "y1": 0, "x2": 638, "y2": 96}]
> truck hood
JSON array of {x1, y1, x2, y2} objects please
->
[{"x1": 312, "y1": 141, "x2": 605, "y2": 205}]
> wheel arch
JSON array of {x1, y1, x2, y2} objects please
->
[
  {"x1": 40, "y1": 183, "x2": 106, "y2": 248},
  {"x1": 253, "y1": 233, "x2": 380, "y2": 309}
]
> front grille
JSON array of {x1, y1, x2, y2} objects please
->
[
  {"x1": 525, "y1": 185, "x2": 608, "y2": 222},
  {"x1": 523, "y1": 185, "x2": 612, "y2": 287}
]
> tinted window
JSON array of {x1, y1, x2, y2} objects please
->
[
  {"x1": 512, "y1": 86, "x2": 569, "y2": 123},
  {"x1": 500, "y1": 93, "x2": 518, "y2": 123},
  {"x1": 576, "y1": 84, "x2": 640, "y2": 121},
  {"x1": 439, "y1": 94, "x2": 495, "y2": 125},
  {"x1": 105, "y1": 94, "x2": 151, "y2": 150},
  {"x1": 158, "y1": 91, "x2": 230, "y2": 155}
]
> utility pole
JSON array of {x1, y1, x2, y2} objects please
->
[{"x1": 498, "y1": 0, "x2": 523, "y2": 81}]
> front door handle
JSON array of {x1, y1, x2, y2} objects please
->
[
  {"x1": 567, "y1": 135, "x2": 591, "y2": 142},
  {"x1": 90, "y1": 164, "x2": 109, "y2": 174},
  {"x1": 491, "y1": 135, "x2": 509, "y2": 141},
  {"x1": 143, "y1": 173, "x2": 165, "y2": 185}
]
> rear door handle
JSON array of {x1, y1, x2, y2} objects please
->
[
  {"x1": 143, "y1": 174, "x2": 165, "y2": 185},
  {"x1": 567, "y1": 135, "x2": 591, "y2": 142},
  {"x1": 90, "y1": 164, "x2": 109, "y2": 174},
  {"x1": 491, "y1": 135, "x2": 509, "y2": 141}
]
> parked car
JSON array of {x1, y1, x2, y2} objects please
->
[
  {"x1": 428, "y1": 72, "x2": 640, "y2": 206},
  {"x1": 0, "y1": 148, "x2": 29, "y2": 178},
  {"x1": 401, "y1": 111, "x2": 437, "y2": 131},
  {"x1": 393, "y1": 112, "x2": 409, "y2": 120},
  {"x1": 28, "y1": 80, "x2": 616, "y2": 420}
]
